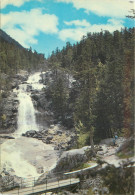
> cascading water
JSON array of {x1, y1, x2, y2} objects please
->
[
  {"x1": 16, "y1": 72, "x2": 46, "y2": 135},
  {"x1": 17, "y1": 85, "x2": 39, "y2": 135},
  {"x1": 17, "y1": 92, "x2": 38, "y2": 134},
  {"x1": 16, "y1": 72, "x2": 45, "y2": 135},
  {"x1": 27, "y1": 72, "x2": 44, "y2": 90},
  {"x1": 1, "y1": 72, "x2": 57, "y2": 178}
]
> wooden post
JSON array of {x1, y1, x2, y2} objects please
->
[
  {"x1": 21, "y1": 179, "x2": 23, "y2": 188},
  {"x1": 13, "y1": 179, "x2": 14, "y2": 187},
  {"x1": 58, "y1": 177, "x2": 59, "y2": 187},
  {"x1": 70, "y1": 174, "x2": 71, "y2": 185},
  {"x1": 32, "y1": 178, "x2": 34, "y2": 193},
  {"x1": 8, "y1": 175, "x2": 9, "y2": 187},
  {"x1": 46, "y1": 176, "x2": 47, "y2": 190},
  {"x1": 33, "y1": 177, "x2": 35, "y2": 186}
]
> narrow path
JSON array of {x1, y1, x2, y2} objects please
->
[{"x1": 101, "y1": 145, "x2": 135, "y2": 167}]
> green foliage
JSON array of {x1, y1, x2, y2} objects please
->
[
  {"x1": 71, "y1": 162, "x2": 94, "y2": 171},
  {"x1": 102, "y1": 163, "x2": 134, "y2": 194},
  {"x1": 0, "y1": 31, "x2": 45, "y2": 108},
  {"x1": 1, "y1": 114, "x2": 6, "y2": 121},
  {"x1": 0, "y1": 35, "x2": 45, "y2": 75},
  {"x1": 75, "y1": 121, "x2": 91, "y2": 148},
  {"x1": 117, "y1": 151, "x2": 134, "y2": 159},
  {"x1": 77, "y1": 132, "x2": 90, "y2": 148},
  {"x1": 45, "y1": 70, "x2": 73, "y2": 127},
  {"x1": 47, "y1": 27, "x2": 134, "y2": 143}
]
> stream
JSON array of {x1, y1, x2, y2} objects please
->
[{"x1": 1, "y1": 72, "x2": 58, "y2": 179}]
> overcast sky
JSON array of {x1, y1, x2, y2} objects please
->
[{"x1": 1, "y1": 0, "x2": 134, "y2": 57}]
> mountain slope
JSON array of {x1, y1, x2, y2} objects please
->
[{"x1": 0, "y1": 29, "x2": 23, "y2": 48}]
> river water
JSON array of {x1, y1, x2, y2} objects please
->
[{"x1": 1, "y1": 72, "x2": 58, "y2": 179}]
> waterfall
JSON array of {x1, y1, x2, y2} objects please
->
[
  {"x1": 17, "y1": 92, "x2": 38, "y2": 134},
  {"x1": 1, "y1": 72, "x2": 58, "y2": 178},
  {"x1": 27, "y1": 72, "x2": 44, "y2": 90},
  {"x1": 16, "y1": 72, "x2": 44, "y2": 135}
]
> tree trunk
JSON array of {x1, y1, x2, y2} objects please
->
[{"x1": 90, "y1": 134, "x2": 96, "y2": 157}]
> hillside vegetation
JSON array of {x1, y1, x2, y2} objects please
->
[
  {"x1": 0, "y1": 29, "x2": 45, "y2": 100},
  {"x1": 46, "y1": 28, "x2": 134, "y2": 147}
]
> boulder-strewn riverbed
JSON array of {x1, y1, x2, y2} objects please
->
[
  {"x1": 0, "y1": 72, "x2": 60, "y2": 183},
  {"x1": 22, "y1": 124, "x2": 77, "y2": 151}
]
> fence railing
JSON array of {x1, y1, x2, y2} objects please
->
[
  {"x1": 0, "y1": 170, "x2": 80, "y2": 194},
  {"x1": 0, "y1": 163, "x2": 99, "y2": 194},
  {"x1": 0, "y1": 175, "x2": 79, "y2": 195}
]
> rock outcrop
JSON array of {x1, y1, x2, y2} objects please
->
[
  {"x1": 117, "y1": 136, "x2": 134, "y2": 156},
  {"x1": 36, "y1": 145, "x2": 93, "y2": 185},
  {"x1": 0, "y1": 92, "x2": 19, "y2": 133},
  {"x1": 22, "y1": 124, "x2": 77, "y2": 150},
  {"x1": 0, "y1": 70, "x2": 29, "y2": 134},
  {"x1": 0, "y1": 169, "x2": 20, "y2": 191},
  {"x1": 11, "y1": 70, "x2": 28, "y2": 89},
  {"x1": 53, "y1": 146, "x2": 92, "y2": 173}
]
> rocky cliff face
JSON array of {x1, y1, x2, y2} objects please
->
[
  {"x1": 0, "y1": 70, "x2": 28, "y2": 134},
  {"x1": 11, "y1": 72, "x2": 28, "y2": 90},
  {"x1": 30, "y1": 90, "x2": 52, "y2": 129},
  {"x1": 0, "y1": 92, "x2": 18, "y2": 133}
]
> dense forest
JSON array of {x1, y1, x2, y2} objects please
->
[
  {"x1": 0, "y1": 28, "x2": 134, "y2": 147},
  {"x1": 46, "y1": 28, "x2": 134, "y2": 147},
  {"x1": 0, "y1": 29, "x2": 45, "y2": 99}
]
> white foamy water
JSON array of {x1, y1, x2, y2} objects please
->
[
  {"x1": 1, "y1": 72, "x2": 58, "y2": 179},
  {"x1": 1, "y1": 137, "x2": 57, "y2": 178},
  {"x1": 17, "y1": 92, "x2": 38, "y2": 134},
  {"x1": 17, "y1": 72, "x2": 44, "y2": 134},
  {"x1": 27, "y1": 72, "x2": 44, "y2": 90}
]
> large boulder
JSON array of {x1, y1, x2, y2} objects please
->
[
  {"x1": 36, "y1": 146, "x2": 93, "y2": 186},
  {"x1": 53, "y1": 146, "x2": 92, "y2": 173},
  {"x1": 31, "y1": 94, "x2": 40, "y2": 101},
  {"x1": 26, "y1": 85, "x2": 32, "y2": 92},
  {"x1": 22, "y1": 130, "x2": 37, "y2": 137},
  {"x1": 117, "y1": 137, "x2": 134, "y2": 154},
  {"x1": 31, "y1": 91, "x2": 48, "y2": 110},
  {"x1": 13, "y1": 70, "x2": 28, "y2": 82}
]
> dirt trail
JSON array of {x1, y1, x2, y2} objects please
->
[{"x1": 100, "y1": 144, "x2": 135, "y2": 167}]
